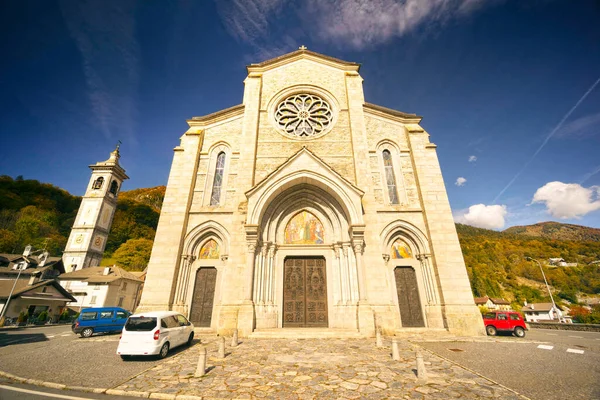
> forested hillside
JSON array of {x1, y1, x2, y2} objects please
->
[
  {"x1": 1, "y1": 176, "x2": 599, "y2": 302},
  {"x1": 504, "y1": 221, "x2": 600, "y2": 242},
  {"x1": 0, "y1": 176, "x2": 164, "y2": 271},
  {"x1": 457, "y1": 223, "x2": 600, "y2": 309}
]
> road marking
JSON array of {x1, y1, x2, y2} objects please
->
[
  {"x1": 537, "y1": 345, "x2": 554, "y2": 350},
  {"x1": 61, "y1": 334, "x2": 71, "y2": 337},
  {"x1": 567, "y1": 348, "x2": 585, "y2": 354},
  {"x1": 545, "y1": 333, "x2": 557, "y2": 336},
  {"x1": 0, "y1": 384, "x2": 94, "y2": 399},
  {"x1": 568, "y1": 335, "x2": 583, "y2": 339},
  {"x1": 47, "y1": 335, "x2": 55, "y2": 338}
]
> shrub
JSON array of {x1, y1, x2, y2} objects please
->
[
  {"x1": 37, "y1": 310, "x2": 49, "y2": 322},
  {"x1": 17, "y1": 311, "x2": 28, "y2": 323}
]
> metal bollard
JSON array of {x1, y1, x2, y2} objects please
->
[
  {"x1": 232, "y1": 329, "x2": 238, "y2": 347},
  {"x1": 376, "y1": 328, "x2": 383, "y2": 348},
  {"x1": 218, "y1": 336, "x2": 226, "y2": 359},
  {"x1": 416, "y1": 350, "x2": 428, "y2": 384},
  {"x1": 195, "y1": 346, "x2": 207, "y2": 377},
  {"x1": 391, "y1": 338, "x2": 400, "y2": 361}
]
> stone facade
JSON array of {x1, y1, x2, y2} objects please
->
[{"x1": 137, "y1": 49, "x2": 484, "y2": 337}]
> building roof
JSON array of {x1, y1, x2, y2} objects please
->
[
  {"x1": 0, "y1": 279, "x2": 76, "y2": 302},
  {"x1": 474, "y1": 296, "x2": 510, "y2": 305},
  {"x1": 59, "y1": 266, "x2": 144, "y2": 284},
  {"x1": 247, "y1": 47, "x2": 361, "y2": 73},
  {"x1": 522, "y1": 303, "x2": 562, "y2": 312},
  {"x1": 0, "y1": 253, "x2": 65, "y2": 276}
]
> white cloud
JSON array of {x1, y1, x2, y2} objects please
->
[
  {"x1": 216, "y1": 0, "x2": 498, "y2": 51},
  {"x1": 468, "y1": 155, "x2": 477, "y2": 162},
  {"x1": 455, "y1": 177, "x2": 467, "y2": 186},
  {"x1": 454, "y1": 204, "x2": 507, "y2": 229},
  {"x1": 531, "y1": 181, "x2": 600, "y2": 219}
]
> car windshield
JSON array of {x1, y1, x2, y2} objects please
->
[
  {"x1": 483, "y1": 313, "x2": 496, "y2": 319},
  {"x1": 125, "y1": 317, "x2": 157, "y2": 331}
]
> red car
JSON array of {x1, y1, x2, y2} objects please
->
[{"x1": 482, "y1": 311, "x2": 527, "y2": 338}]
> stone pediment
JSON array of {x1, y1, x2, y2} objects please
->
[
  {"x1": 247, "y1": 48, "x2": 361, "y2": 74},
  {"x1": 245, "y1": 147, "x2": 364, "y2": 226}
]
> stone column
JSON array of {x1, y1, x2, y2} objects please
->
[
  {"x1": 245, "y1": 243, "x2": 257, "y2": 301},
  {"x1": 333, "y1": 243, "x2": 344, "y2": 304},
  {"x1": 353, "y1": 242, "x2": 366, "y2": 302},
  {"x1": 266, "y1": 244, "x2": 276, "y2": 303}
]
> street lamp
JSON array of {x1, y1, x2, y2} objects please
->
[
  {"x1": 525, "y1": 257, "x2": 561, "y2": 322},
  {"x1": 0, "y1": 245, "x2": 49, "y2": 326}
]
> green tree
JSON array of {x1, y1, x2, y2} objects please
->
[{"x1": 112, "y1": 238, "x2": 153, "y2": 271}]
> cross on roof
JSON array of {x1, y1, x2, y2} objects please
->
[{"x1": 299, "y1": 45, "x2": 307, "y2": 50}]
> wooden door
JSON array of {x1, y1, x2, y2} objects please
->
[
  {"x1": 190, "y1": 267, "x2": 217, "y2": 327},
  {"x1": 283, "y1": 258, "x2": 328, "y2": 327},
  {"x1": 394, "y1": 266, "x2": 425, "y2": 327}
]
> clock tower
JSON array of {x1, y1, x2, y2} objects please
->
[{"x1": 62, "y1": 145, "x2": 129, "y2": 271}]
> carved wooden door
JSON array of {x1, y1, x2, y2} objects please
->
[
  {"x1": 394, "y1": 266, "x2": 425, "y2": 327},
  {"x1": 190, "y1": 267, "x2": 217, "y2": 327},
  {"x1": 283, "y1": 258, "x2": 328, "y2": 327}
]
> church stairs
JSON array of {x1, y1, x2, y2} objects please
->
[{"x1": 249, "y1": 328, "x2": 363, "y2": 339}]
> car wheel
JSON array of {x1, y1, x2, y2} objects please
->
[
  {"x1": 80, "y1": 328, "x2": 94, "y2": 338},
  {"x1": 186, "y1": 332, "x2": 194, "y2": 346},
  {"x1": 514, "y1": 326, "x2": 526, "y2": 338},
  {"x1": 158, "y1": 342, "x2": 169, "y2": 359},
  {"x1": 486, "y1": 326, "x2": 497, "y2": 336}
]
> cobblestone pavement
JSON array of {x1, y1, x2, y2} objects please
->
[{"x1": 115, "y1": 335, "x2": 527, "y2": 399}]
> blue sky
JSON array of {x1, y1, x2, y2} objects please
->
[{"x1": 1, "y1": 0, "x2": 599, "y2": 230}]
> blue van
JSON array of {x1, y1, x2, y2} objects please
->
[{"x1": 72, "y1": 307, "x2": 131, "y2": 338}]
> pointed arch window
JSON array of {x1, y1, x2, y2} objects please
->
[
  {"x1": 92, "y1": 177, "x2": 104, "y2": 190},
  {"x1": 210, "y1": 152, "x2": 226, "y2": 206},
  {"x1": 382, "y1": 150, "x2": 399, "y2": 204}
]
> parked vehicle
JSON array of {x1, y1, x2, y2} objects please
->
[
  {"x1": 116, "y1": 311, "x2": 194, "y2": 360},
  {"x1": 71, "y1": 307, "x2": 131, "y2": 338},
  {"x1": 483, "y1": 311, "x2": 527, "y2": 337}
]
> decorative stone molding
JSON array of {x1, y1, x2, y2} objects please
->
[{"x1": 382, "y1": 254, "x2": 390, "y2": 264}]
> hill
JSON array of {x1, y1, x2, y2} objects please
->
[
  {"x1": 118, "y1": 186, "x2": 165, "y2": 213},
  {"x1": 504, "y1": 221, "x2": 600, "y2": 242},
  {"x1": 0, "y1": 176, "x2": 161, "y2": 271},
  {"x1": 457, "y1": 223, "x2": 600, "y2": 308}
]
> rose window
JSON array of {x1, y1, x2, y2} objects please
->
[{"x1": 275, "y1": 94, "x2": 333, "y2": 138}]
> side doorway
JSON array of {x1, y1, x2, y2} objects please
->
[
  {"x1": 189, "y1": 267, "x2": 217, "y2": 328},
  {"x1": 394, "y1": 266, "x2": 425, "y2": 327}
]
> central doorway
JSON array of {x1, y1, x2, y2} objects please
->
[
  {"x1": 190, "y1": 267, "x2": 217, "y2": 327},
  {"x1": 283, "y1": 257, "x2": 328, "y2": 327}
]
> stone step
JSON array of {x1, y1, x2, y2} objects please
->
[
  {"x1": 249, "y1": 328, "x2": 364, "y2": 339},
  {"x1": 393, "y1": 328, "x2": 451, "y2": 338}
]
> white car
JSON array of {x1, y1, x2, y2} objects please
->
[{"x1": 117, "y1": 311, "x2": 194, "y2": 360}]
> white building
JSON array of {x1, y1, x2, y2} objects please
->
[
  {"x1": 59, "y1": 266, "x2": 144, "y2": 312},
  {"x1": 521, "y1": 302, "x2": 564, "y2": 322}
]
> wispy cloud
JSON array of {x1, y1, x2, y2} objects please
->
[
  {"x1": 60, "y1": 0, "x2": 140, "y2": 145},
  {"x1": 216, "y1": 0, "x2": 498, "y2": 53},
  {"x1": 493, "y1": 76, "x2": 600, "y2": 203},
  {"x1": 580, "y1": 165, "x2": 600, "y2": 185},
  {"x1": 554, "y1": 112, "x2": 600, "y2": 139},
  {"x1": 468, "y1": 155, "x2": 477, "y2": 162},
  {"x1": 455, "y1": 177, "x2": 467, "y2": 186}
]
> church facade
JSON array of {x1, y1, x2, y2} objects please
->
[{"x1": 138, "y1": 49, "x2": 484, "y2": 337}]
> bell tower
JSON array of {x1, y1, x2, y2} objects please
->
[{"x1": 62, "y1": 145, "x2": 129, "y2": 271}]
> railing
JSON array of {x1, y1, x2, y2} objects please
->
[{"x1": 528, "y1": 321, "x2": 600, "y2": 332}]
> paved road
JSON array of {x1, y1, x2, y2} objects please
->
[
  {"x1": 417, "y1": 328, "x2": 600, "y2": 400},
  {"x1": 0, "y1": 325, "x2": 169, "y2": 388},
  {"x1": 0, "y1": 378, "x2": 133, "y2": 400}
]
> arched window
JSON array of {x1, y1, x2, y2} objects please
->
[
  {"x1": 382, "y1": 150, "x2": 399, "y2": 204},
  {"x1": 210, "y1": 152, "x2": 226, "y2": 206},
  {"x1": 109, "y1": 180, "x2": 119, "y2": 195},
  {"x1": 92, "y1": 177, "x2": 104, "y2": 190}
]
